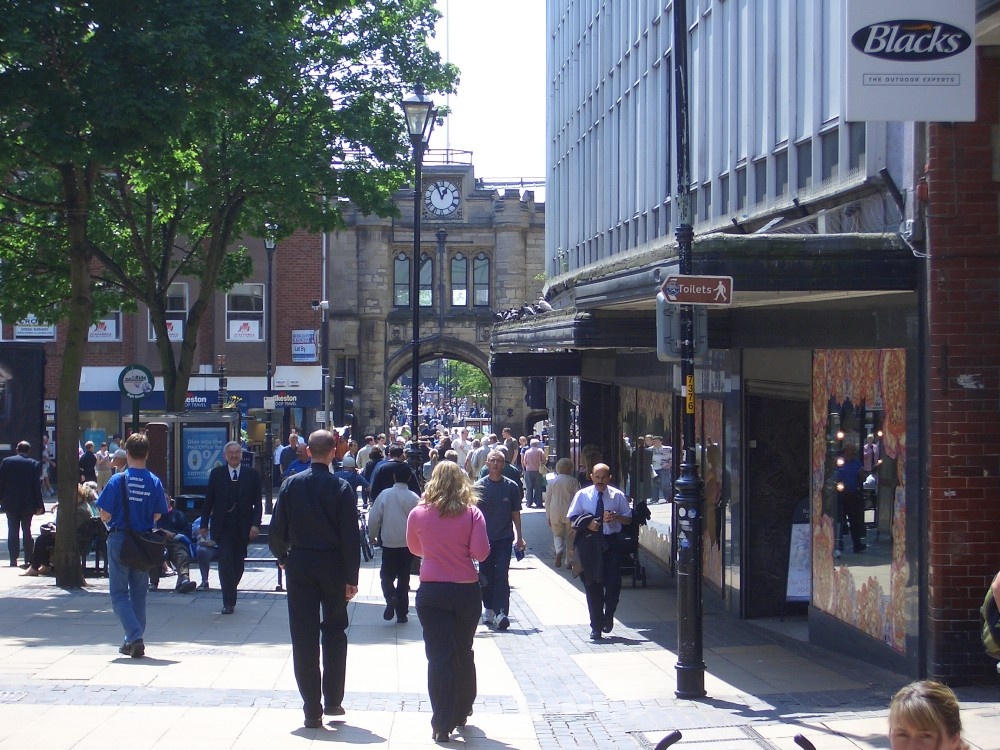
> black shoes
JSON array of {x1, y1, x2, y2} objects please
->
[
  {"x1": 397, "y1": 614, "x2": 408, "y2": 624},
  {"x1": 148, "y1": 581, "x2": 159, "y2": 591},
  {"x1": 221, "y1": 605, "x2": 234, "y2": 615},
  {"x1": 589, "y1": 629, "x2": 603, "y2": 641},
  {"x1": 324, "y1": 705, "x2": 346, "y2": 716},
  {"x1": 383, "y1": 603, "x2": 395, "y2": 620},
  {"x1": 432, "y1": 730, "x2": 451, "y2": 742},
  {"x1": 303, "y1": 717, "x2": 322, "y2": 729},
  {"x1": 602, "y1": 615, "x2": 614, "y2": 633},
  {"x1": 119, "y1": 639, "x2": 145, "y2": 658},
  {"x1": 177, "y1": 578, "x2": 196, "y2": 594}
]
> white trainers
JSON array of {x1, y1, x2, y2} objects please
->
[{"x1": 482, "y1": 609, "x2": 494, "y2": 625}]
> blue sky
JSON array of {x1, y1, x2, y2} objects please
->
[{"x1": 431, "y1": 0, "x2": 546, "y2": 184}]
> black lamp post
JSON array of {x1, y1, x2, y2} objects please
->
[
  {"x1": 401, "y1": 85, "x2": 436, "y2": 477},
  {"x1": 264, "y1": 235, "x2": 276, "y2": 514},
  {"x1": 672, "y1": 0, "x2": 707, "y2": 698}
]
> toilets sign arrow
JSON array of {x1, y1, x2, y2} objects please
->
[{"x1": 660, "y1": 274, "x2": 733, "y2": 305}]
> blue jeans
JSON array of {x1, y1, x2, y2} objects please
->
[
  {"x1": 106, "y1": 531, "x2": 150, "y2": 645},
  {"x1": 479, "y1": 536, "x2": 513, "y2": 615},
  {"x1": 524, "y1": 470, "x2": 544, "y2": 507}
]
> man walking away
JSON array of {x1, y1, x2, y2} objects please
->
[
  {"x1": 269, "y1": 430, "x2": 361, "y2": 729},
  {"x1": 368, "y1": 461, "x2": 419, "y2": 623},
  {"x1": 0, "y1": 441, "x2": 44, "y2": 568}
]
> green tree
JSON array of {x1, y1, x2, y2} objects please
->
[
  {"x1": 451, "y1": 361, "x2": 491, "y2": 403},
  {"x1": 0, "y1": 0, "x2": 454, "y2": 588}
]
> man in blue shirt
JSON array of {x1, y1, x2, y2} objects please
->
[
  {"x1": 836, "y1": 443, "x2": 866, "y2": 554},
  {"x1": 567, "y1": 463, "x2": 632, "y2": 641},
  {"x1": 96, "y1": 433, "x2": 169, "y2": 658}
]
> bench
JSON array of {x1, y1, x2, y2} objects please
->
[{"x1": 245, "y1": 536, "x2": 283, "y2": 591}]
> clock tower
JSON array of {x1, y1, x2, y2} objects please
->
[{"x1": 423, "y1": 177, "x2": 462, "y2": 219}]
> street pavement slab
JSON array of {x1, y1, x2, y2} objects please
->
[{"x1": 1, "y1": 505, "x2": 997, "y2": 749}]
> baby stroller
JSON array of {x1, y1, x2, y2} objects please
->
[{"x1": 619, "y1": 497, "x2": 649, "y2": 587}]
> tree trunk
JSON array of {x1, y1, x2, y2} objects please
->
[{"x1": 53, "y1": 164, "x2": 95, "y2": 590}]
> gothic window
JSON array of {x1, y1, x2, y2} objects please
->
[
  {"x1": 473, "y1": 253, "x2": 490, "y2": 307},
  {"x1": 419, "y1": 253, "x2": 433, "y2": 307},
  {"x1": 451, "y1": 253, "x2": 468, "y2": 306},
  {"x1": 394, "y1": 253, "x2": 410, "y2": 306}
]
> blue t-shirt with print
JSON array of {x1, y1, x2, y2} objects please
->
[{"x1": 96, "y1": 468, "x2": 169, "y2": 533}]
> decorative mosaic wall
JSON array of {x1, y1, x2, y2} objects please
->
[{"x1": 811, "y1": 349, "x2": 908, "y2": 651}]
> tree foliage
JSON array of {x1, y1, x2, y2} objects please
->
[
  {"x1": 450, "y1": 361, "x2": 491, "y2": 402},
  {"x1": 0, "y1": 0, "x2": 455, "y2": 587}
]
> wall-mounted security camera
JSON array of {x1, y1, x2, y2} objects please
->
[{"x1": 311, "y1": 300, "x2": 321, "y2": 311}]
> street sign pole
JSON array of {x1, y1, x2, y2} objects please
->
[{"x1": 672, "y1": 0, "x2": 706, "y2": 699}]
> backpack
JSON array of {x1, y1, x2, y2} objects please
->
[{"x1": 981, "y1": 586, "x2": 1000, "y2": 660}]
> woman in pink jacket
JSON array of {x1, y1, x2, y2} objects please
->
[{"x1": 406, "y1": 460, "x2": 490, "y2": 743}]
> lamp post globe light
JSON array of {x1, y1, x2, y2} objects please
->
[
  {"x1": 401, "y1": 85, "x2": 436, "y2": 479},
  {"x1": 264, "y1": 234, "x2": 276, "y2": 514}
]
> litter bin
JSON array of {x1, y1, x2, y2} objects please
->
[{"x1": 175, "y1": 494, "x2": 206, "y2": 524}]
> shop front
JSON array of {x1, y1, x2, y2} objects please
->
[{"x1": 492, "y1": 232, "x2": 923, "y2": 676}]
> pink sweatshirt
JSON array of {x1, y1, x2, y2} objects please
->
[{"x1": 406, "y1": 503, "x2": 490, "y2": 583}]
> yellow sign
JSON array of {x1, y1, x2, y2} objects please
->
[{"x1": 685, "y1": 374, "x2": 695, "y2": 414}]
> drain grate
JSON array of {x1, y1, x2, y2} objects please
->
[
  {"x1": 541, "y1": 711, "x2": 599, "y2": 723},
  {"x1": 630, "y1": 725, "x2": 780, "y2": 749}
]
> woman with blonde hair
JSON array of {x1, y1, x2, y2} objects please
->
[
  {"x1": 406, "y1": 460, "x2": 490, "y2": 743},
  {"x1": 888, "y1": 680, "x2": 968, "y2": 750}
]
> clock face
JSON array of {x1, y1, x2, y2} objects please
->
[{"x1": 424, "y1": 180, "x2": 461, "y2": 217}]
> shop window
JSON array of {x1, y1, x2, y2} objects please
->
[
  {"x1": 335, "y1": 356, "x2": 357, "y2": 388},
  {"x1": 149, "y1": 282, "x2": 187, "y2": 342},
  {"x1": 774, "y1": 150, "x2": 789, "y2": 198},
  {"x1": 848, "y1": 122, "x2": 866, "y2": 172},
  {"x1": 393, "y1": 253, "x2": 410, "y2": 307},
  {"x1": 226, "y1": 283, "x2": 264, "y2": 341},
  {"x1": 821, "y1": 129, "x2": 839, "y2": 182},
  {"x1": 473, "y1": 253, "x2": 490, "y2": 307},
  {"x1": 451, "y1": 253, "x2": 468, "y2": 306}
]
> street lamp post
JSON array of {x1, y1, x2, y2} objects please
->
[
  {"x1": 264, "y1": 235, "x2": 276, "y2": 514},
  {"x1": 672, "y1": 0, "x2": 707, "y2": 699},
  {"x1": 401, "y1": 85, "x2": 436, "y2": 478}
]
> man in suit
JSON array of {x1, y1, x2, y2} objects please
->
[
  {"x1": 269, "y1": 430, "x2": 360, "y2": 729},
  {"x1": 0, "y1": 440, "x2": 45, "y2": 567},
  {"x1": 199, "y1": 441, "x2": 262, "y2": 614},
  {"x1": 567, "y1": 463, "x2": 632, "y2": 641}
]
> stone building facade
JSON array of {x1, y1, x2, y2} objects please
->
[{"x1": 327, "y1": 158, "x2": 546, "y2": 438}]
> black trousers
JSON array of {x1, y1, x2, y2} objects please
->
[
  {"x1": 415, "y1": 581, "x2": 480, "y2": 735},
  {"x1": 839, "y1": 490, "x2": 866, "y2": 551},
  {"x1": 380, "y1": 546, "x2": 413, "y2": 615},
  {"x1": 217, "y1": 526, "x2": 248, "y2": 609},
  {"x1": 7, "y1": 509, "x2": 35, "y2": 565},
  {"x1": 582, "y1": 535, "x2": 623, "y2": 633},
  {"x1": 285, "y1": 549, "x2": 349, "y2": 720}
]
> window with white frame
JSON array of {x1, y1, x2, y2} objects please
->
[
  {"x1": 226, "y1": 283, "x2": 264, "y2": 341},
  {"x1": 88, "y1": 310, "x2": 122, "y2": 342},
  {"x1": 149, "y1": 282, "x2": 187, "y2": 342},
  {"x1": 451, "y1": 253, "x2": 468, "y2": 306},
  {"x1": 472, "y1": 253, "x2": 490, "y2": 307}
]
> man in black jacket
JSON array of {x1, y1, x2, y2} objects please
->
[
  {"x1": 367, "y1": 443, "x2": 420, "y2": 502},
  {"x1": 270, "y1": 430, "x2": 361, "y2": 729},
  {"x1": 0, "y1": 441, "x2": 44, "y2": 567},
  {"x1": 199, "y1": 441, "x2": 262, "y2": 614}
]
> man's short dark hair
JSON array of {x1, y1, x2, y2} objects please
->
[
  {"x1": 387, "y1": 444, "x2": 405, "y2": 458},
  {"x1": 392, "y1": 461, "x2": 410, "y2": 483}
]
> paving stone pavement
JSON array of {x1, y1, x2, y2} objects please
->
[{"x1": 0, "y1": 506, "x2": 997, "y2": 749}]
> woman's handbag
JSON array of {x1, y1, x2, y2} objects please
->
[{"x1": 117, "y1": 473, "x2": 165, "y2": 572}]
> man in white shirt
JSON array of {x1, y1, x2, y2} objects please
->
[
  {"x1": 567, "y1": 464, "x2": 632, "y2": 641},
  {"x1": 649, "y1": 436, "x2": 672, "y2": 504},
  {"x1": 452, "y1": 428, "x2": 472, "y2": 472}
]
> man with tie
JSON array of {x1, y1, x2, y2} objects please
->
[
  {"x1": 200, "y1": 441, "x2": 262, "y2": 614},
  {"x1": 567, "y1": 463, "x2": 632, "y2": 641}
]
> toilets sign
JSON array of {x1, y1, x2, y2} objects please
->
[{"x1": 660, "y1": 275, "x2": 733, "y2": 306}]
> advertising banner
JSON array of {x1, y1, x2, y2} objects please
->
[
  {"x1": 845, "y1": 0, "x2": 976, "y2": 122},
  {"x1": 179, "y1": 425, "x2": 228, "y2": 488}
]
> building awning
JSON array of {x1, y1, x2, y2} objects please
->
[{"x1": 492, "y1": 232, "x2": 916, "y2": 355}]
